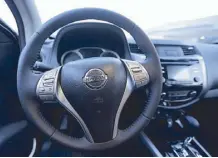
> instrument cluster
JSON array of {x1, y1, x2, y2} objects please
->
[{"x1": 61, "y1": 47, "x2": 120, "y2": 65}]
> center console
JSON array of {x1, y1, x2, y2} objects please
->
[
  {"x1": 140, "y1": 114, "x2": 211, "y2": 157},
  {"x1": 159, "y1": 55, "x2": 206, "y2": 109},
  {"x1": 165, "y1": 137, "x2": 210, "y2": 157},
  {"x1": 154, "y1": 43, "x2": 207, "y2": 109},
  {"x1": 131, "y1": 44, "x2": 210, "y2": 156},
  {"x1": 141, "y1": 133, "x2": 211, "y2": 157},
  {"x1": 138, "y1": 45, "x2": 209, "y2": 156},
  {"x1": 131, "y1": 44, "x2": 207, "y2": 109}
]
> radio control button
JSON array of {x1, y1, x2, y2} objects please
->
[
  {"x1": 163, "y1": 101, "x2": 168, "y2": 106},
  {"x1": 39, "y1": 95, "x2": 55, "y2": 102},
  {"x1": 161, "y1": 92, "x2": 166, "y2": 100},
  {"x1": 43, "y1": 71, "x2": 56, "y2": 80},
  {"x1": 188, "y1": 91, "x2": 197, "y2": 98}
]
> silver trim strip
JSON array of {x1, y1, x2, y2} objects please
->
[
  {"x1": 61, "y1": 50, "x2": 84, "y2": 65},
  {"x1": 75, "y1": 47, "x2": 107, "y2": 54},
  {"x1": 140, "y1": 132, "x2": 163, "y2": 157},
  {"x1": 100, "y1": 51, "x2": 120, "y2": 59},
  {"x1": 112, "y1": 75, "x2": 134, "y2": 138},
  {"x1": 113, "y1": 60, "x2": 150, "y2": 138},
  {"x1": 53, "y1": 68, "x2": 94, "y2": 143},
  {"x1": 61, "y1": 47, "x2": 120, "y2": 65},
  {"x1": 193, "y1": 137, "x2": 211, "y2": 157},
  {"x1": 28, "y1": 138, "x2": 37, "y2": 157},
  {"x1": 56, "y1": 82, "x2": 94, "y2": 142}
]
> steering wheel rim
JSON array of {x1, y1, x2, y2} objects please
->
[{"x1": 17, "y1": 8, "x2": 162, "y2": 150}]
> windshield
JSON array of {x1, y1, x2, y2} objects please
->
[
  {"x1": 35, "y1": 0, "x2": 218, "y2": 43},
  {"x1": 0, "y1": 0, "x2": 17, "y2": 32}
]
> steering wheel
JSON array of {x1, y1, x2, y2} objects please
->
[{"x1": 17, "y1": 8, "x2": 162, "y2": 150}]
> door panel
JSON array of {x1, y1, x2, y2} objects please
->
[{"x1": 0, "y1": 19, "x2": 22, "y2": 125}]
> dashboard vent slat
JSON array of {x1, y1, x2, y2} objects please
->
[
  {"x1": 129, "y1": 44, "x2": 143, "y2": 54},
  {"x1": 181, "y1": 46, "x2": 196, "y2": 55}
]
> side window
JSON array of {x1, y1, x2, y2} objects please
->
[{"x1": 0, "y1": 0, "x2": 17, "y2": 32}]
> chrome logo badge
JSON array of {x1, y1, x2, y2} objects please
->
[{"x1": 83, "y1": 69, "x2": 108, "y2": 90}]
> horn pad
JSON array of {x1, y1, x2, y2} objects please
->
[{"x1": 60, "y1": 57, "x2": 127, "y2": 142}]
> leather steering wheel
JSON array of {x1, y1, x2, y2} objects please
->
[{"x1": 17, "y1": 8, "x2": 162, "y2": 150}]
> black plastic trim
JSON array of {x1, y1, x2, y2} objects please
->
[
  {"x1": 5, "y1": 0, "x2": 26, "y2": 49},
  {"x1": 140, "y1": 132, "x2": 163, "y2": 157},
  {"x1": 0, "y1": 19, "x2": 18, "y2": 43},
  {"x1": 0, "y1": 120, "x2": 27, "y2": 148}
]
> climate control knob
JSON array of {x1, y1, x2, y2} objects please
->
[{"x1": 193, "y1": 77, "x2": 201, "y2": 82}]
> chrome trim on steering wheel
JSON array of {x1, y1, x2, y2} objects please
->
[
  {"x1": 113, "y1": 60, "x2": 150, "y2": 138},
  {"x1": 113, "y1": 75, "x2": 134, "y2": 138},
  {"x1": 36, "y1": 67, "x2": 94, "y2": 143}
]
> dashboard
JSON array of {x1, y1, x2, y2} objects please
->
[{"x1": 38, "y1": 22, "x2": 218, "y2": 109}]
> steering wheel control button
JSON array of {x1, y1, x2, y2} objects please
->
[
  {"x1": 188, "y1": 91, "x2": 197, "y2": 98},
  {"x1": 37, "y1": 68, "x2": 60, "y2": 103},
  {"x1": 43, "y1": 80, "x2": 54, "y2": 87},
  {"x1": 39, "y1": 95, "x2": 55, "y2": 101},
  {"x1": 43, "y1": 71, "x2": 56, "y2": 80},
  {"x1": 38, "y1": 87, "x2": 45, "y2": 92},
  {"x1": 43, "y1": 78, "x2": 54, "y2": 83},
  {"x1": 39, "y1": 87, "x2": 54, "y2": 94},
  {"x1": 123, "y1": 60, "x2": 149, "y2": 88},
  {"x1": 131, "y1": 67, "x2": 142, "y2": 73}
]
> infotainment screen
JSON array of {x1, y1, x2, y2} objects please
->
[{"x1": 167, "y1": 66, "x2": 191, "y2": 81}]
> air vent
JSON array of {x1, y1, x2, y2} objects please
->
[
  {"x1": 129, "y1": 44, "x2": 143, "y2": 54},
  {"x1": 181, "y1": 46, "x2": 196, "y2": 55}
]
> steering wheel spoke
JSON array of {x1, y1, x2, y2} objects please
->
[
  {"x1": 112, "y1": 75, "x2": 133, "y2": 138},
  {"x1": 111, "y1": 60, "x2": 151, "y2": 138},
  {"x1": 36, "y1": 67, "x2": 94, "y2": 143}
]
